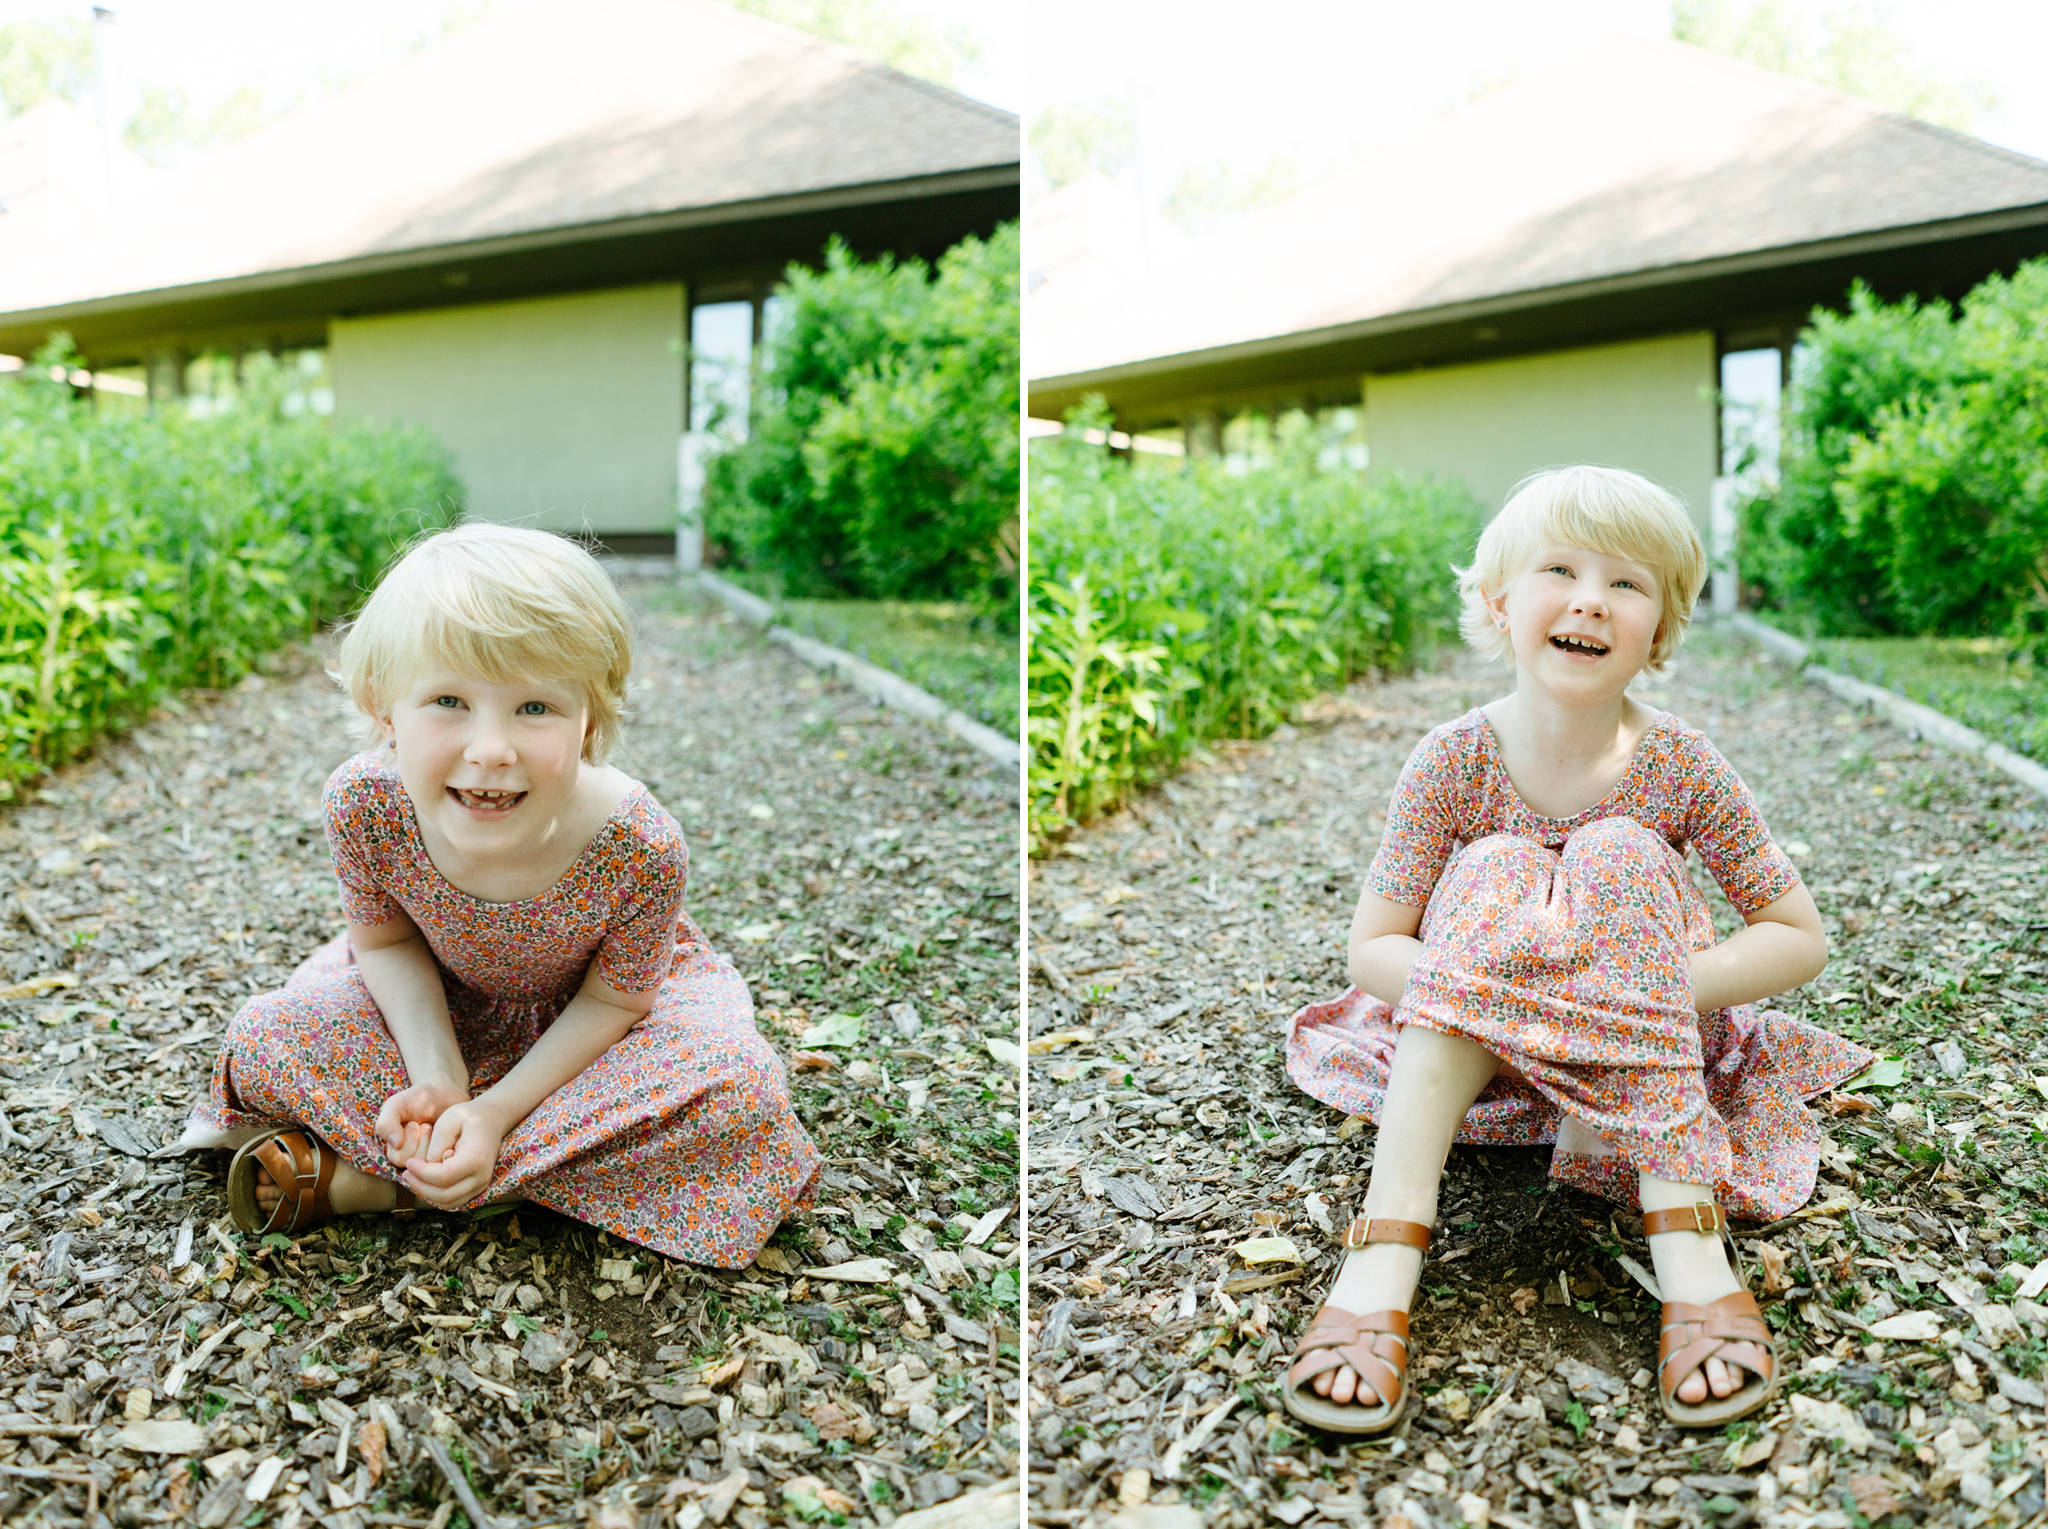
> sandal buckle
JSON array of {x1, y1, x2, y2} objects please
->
[
  {"x1": 1688, "y1": 1202, "x2": 1719, "y2": 1235},
  {"x1": 1343, "y1": 1215, "x2": 1374, "y2": 1250}
]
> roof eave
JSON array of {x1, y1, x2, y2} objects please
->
[
  {"x1": 1027, "y1": 198, "x2": 2048, "y2": 401},
  {"x1": 0, "y1": 162, "x2": 1020, "y2": 332}
]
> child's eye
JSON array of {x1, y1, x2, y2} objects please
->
[
  {"x1": 519, "y1": 701, "x2": 551, "y2": 716},
  {"x1": 433, "y1": 696, "x2": 462, "y2": 709},
  {"x1": 1544, "y1": 564, "x2": 1573, "y2": 576}
]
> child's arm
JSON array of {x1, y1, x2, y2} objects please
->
[
  {"x1": 398, "y1": 966, "x2": 658, "y2": 1209},
  {"x1": 1689, "y1": 883, "x2": 1828, "y2": 1013},
  {"x1": 352, "y1": 912, "x2": 471, "y2": 1152},
  {"x1": 1347, "y1": 888, "x2": 1426, "y2": 1008}
]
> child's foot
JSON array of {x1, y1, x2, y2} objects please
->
[
  {"x1": 1309, "y1": 1241, "x2": 1424, "y2": 1404},
  {"x1": 251, "y1": 1139, "x2": 399, "y2": 1220},
  {"x1": 1646, "y1": 1223, "x2": 1763, "y2": 1403}
]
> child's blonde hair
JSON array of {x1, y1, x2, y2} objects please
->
[
  {"x1": 1456, "y1": 465, "x2": 1706, "y2": 678},
  {"x1": 337, "y1": 523, "x2": 633, "y2": 763}
]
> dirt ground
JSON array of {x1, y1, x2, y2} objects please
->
[
  {"x1": 0, "y1": 578, "x2": 1020, "y2": 1528},
  {"x1": 1025, "y1": 624, "x2": 2048, "y2": 1529}
]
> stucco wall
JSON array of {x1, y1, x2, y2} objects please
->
[
  {"x1": 331, "y1": 284, "x2": 686, "y2": 537},
  {"x1": 1363, "y1": 331, "x2": 1717, "y2": 524}
]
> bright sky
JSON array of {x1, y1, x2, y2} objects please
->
[
  {"x1": 0, "y1": 0, "x2": 1020, "y2": 126},
  {"x1": 1026, "y1": 0, "x2": 2048, "y2": 187}
]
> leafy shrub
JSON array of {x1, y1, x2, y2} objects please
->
[
  {"x1": 702, "y1": 225, "x2": 1019, "y2": 615},
  {"x1": 1028, "y1": 418, "x2": 1484, "y2": 849},
  {"x1": 1743, "y1": 260, "x2": 2048, "y2": 645},
  {"x1": 0, "y1": 342, "x2": 460, "y2": 790}
]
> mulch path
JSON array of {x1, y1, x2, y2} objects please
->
[
  {"x1": 1025, "y1": 624, "x2": 2048, "y2": 1529},
  {"x1": 0, "y1": 577, "x2": 1019, "y2": 1529}
]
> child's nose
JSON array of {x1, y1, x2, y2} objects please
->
[{"x1": 465, "y1": 718, "x2": 516, "y2": 762}]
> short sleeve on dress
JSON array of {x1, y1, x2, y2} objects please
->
[
  {"x1": 1681, "y1": 735, "x2": 1802, "y2": 914},
  {"x1": 594, "y1": 813, "x2": 688, "y2": 993},
  {"x1": 323, "y1": 753, "x2": 406, "y2": 926},
  {"x1": 1364, "y1": 724, "x2": 1468, "y2": 906}
]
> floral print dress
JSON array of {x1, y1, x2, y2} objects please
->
[
  {"x1": 187, "y1": 750, "x2": 820, "y2": 1267},
  {"x1": 1286, "y1": 709, "x2": 1874, "y2": 1220}
]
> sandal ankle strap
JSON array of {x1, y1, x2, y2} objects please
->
[
  {"x1": 1643, "y1": 1202, "x2": 1726, "y2": 1237},
  {"x1": 1341, "y1": 1216, "x2": 1431, "y2": 1251}
]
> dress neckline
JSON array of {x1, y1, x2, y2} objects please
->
[
  {"x1": 383, "y1": 753, "x2": 648, "y2": 908},
  {"x1": 1468, "y1": 706, "x2": 1673, "y2": 826}
]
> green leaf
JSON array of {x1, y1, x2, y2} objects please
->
[
  {"x1": 274, "y1": 1290, "x2": 309, "y2": 1319},
  {"x1": 1838, "y1": 1056, "x2": 1908, "y2": 1091},
  {"x1": 1565, "y1": 1400, "x2": 1590, "y2": 1439},
  {"x1": 799, "y1": 1013, "x2": 865, "y2": 1048}
]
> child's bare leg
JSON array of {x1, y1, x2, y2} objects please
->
[
  {"x1": 252, "y1": 1136, "x2": 402, "y2": 1218},
  {"x1": 1640, "y1": 1171, "x2": 1764, "y2": 1403},
  {"x1": 1314, "y1": 1024, "x2": 1503, "y2": 1404}
]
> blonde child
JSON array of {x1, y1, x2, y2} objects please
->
[
  {"x1": 181, "y1": 524, "x2": 819, "y2": 1267},
  {"x1": 1281, "y1": 466, "x2": 1874, "y2": 1433}
]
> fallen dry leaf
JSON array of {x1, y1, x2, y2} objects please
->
[
  {"x1": 808, "y1": 1400, "x2": 855, "y2": 1441},
  {"x1": 1757, "y1": 1243, "x2": 1791, "y2": 1295},
  {"x1": 790, "y1": 1050, "x2": 837, "y2": 1072},
  {"x1": 358, "y1": 1421, "x2": 385, "y2": 1485},
  {"x1": 1848, "y1": 1475, "x2": 1901, "y2": 1520},
  {"x1": 1510, "y1": 1287, "x2": 1539, "y2": 1316},
  {"x1": 1231, "y1": 1236, "x2": 1302, "y2": 1265}
]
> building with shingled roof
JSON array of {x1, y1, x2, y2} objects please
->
[
  {"x1": 0, "y1": 0, "x2": 1019, "y2": 554},
  {"x1": 1025, "y1": 36, "x2": 2048, "y2": 530}
]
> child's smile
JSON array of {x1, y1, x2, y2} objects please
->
[{"x1": 448, "y1": 785, "x2": 527, "y2": 816}]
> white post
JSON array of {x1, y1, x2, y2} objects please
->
[
  {"x1": 676, "y1": 432, "x2": 706, "y2": 573},
  {"x1": 1709, "y1": 476, "x2": 1738, "y2": 617}
]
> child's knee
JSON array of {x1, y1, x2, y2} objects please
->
[
  {"x1": 1564, "y1": 817, "x2": 1669, "y2": 867},
  {"x1": 1450, "y1": 833, "x2": 1554, "y2": 889},
  {"x1": 225, "y1": 990, "x2": 294, "y2": 1055}
]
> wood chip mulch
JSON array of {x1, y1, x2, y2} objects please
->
[
  {"x1": 0, "y1": 577, "x2": 1020, "y2": 1529},
  {"x1": 1026, "y1": 625, "x2": 2048, "y2": 1529}
]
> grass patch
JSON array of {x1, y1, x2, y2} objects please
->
[
  {"x1": 1810, "y1": 635, "x2": 2048, "y2": 764},
  {"x1": 737, "y1": 589, "x2": 1017, "y2": 736}
]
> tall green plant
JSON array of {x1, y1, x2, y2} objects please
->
[
  {"x1": 1028, "y1": 417, "x2": 1482, "y2": 849},
  {"x1": 0, "y1": 339, "x2": 460, "y2": 789},
  {"x1": 702, "y1": 226, "x2": 1018, "y2": 613},
  {"x1": 1742, "y1": 259, "x2": 2048, "y2": 646}
]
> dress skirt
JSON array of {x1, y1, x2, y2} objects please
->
[
  {"x1": 192, "y1": 929, "x2": 820, "y2": 1268},
  {"x1": 1286, "y1": 818, "x2": 1875, "y2": 1220}
]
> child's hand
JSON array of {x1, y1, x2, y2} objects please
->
[
  {"x1": 398, "y1": 1099, "x2": 507, "y2": 1210},
  {"x1": 374, "y1": 1082, "x2": 470, "y2": 1169}
]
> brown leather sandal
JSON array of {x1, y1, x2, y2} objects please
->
[
  {"x1": 226, "y1": 1127, "x2": 416, "y2": 1236},
  {"x1": 1280, "y1": 1215, "x2": 1431, "y2": 1434},
  {"x1": 1645, "y1": 1201, "x2": 1781, "y2": 1427}
]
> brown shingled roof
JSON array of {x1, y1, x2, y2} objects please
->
[
  {"x1": 0, "y1": 0, "x2": 1017, "y2": 315},
  {"x1": 1027, "y1": 35, "x2": 2048, "y2": 385}
]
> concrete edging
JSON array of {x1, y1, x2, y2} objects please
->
[
  {"x1": 691, "y1": 571, "x2": 1022, "y2": 773},
  {"x1": 1723, "y1": 611, "x2": 2048, "y2": 801}
]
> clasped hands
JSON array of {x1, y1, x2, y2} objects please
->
[{"x1": 373, "y1": 1081, "x2": 507, "y2": 1210}]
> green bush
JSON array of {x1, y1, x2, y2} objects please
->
[
  {"x1": 702, "y1": 225, "x2": 1019, "y2": 614},
  {"x1": 1743, "y1": 260, "x2": 2048, "y2": 644},
  {"x1": 0, "y1": 342, "x2": 460, "y2": 789},
  {"x1": 1028, "y1": 418, "x2": 1484, "y2": 850}
]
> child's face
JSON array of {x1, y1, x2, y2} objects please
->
[
  {"x1": 381, "y1": 666, "x2": 591, "y2": 859},
  {"x1": 1489, "y1": 544, "x2": 1661, "y2": 699}
]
